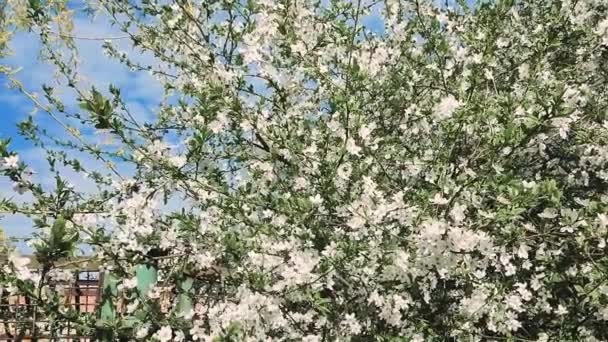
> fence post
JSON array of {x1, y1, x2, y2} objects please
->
[
  {"x1": 96, "y1": 264, "x2": 158, "y2": 340},
  {"x1": 136, "y1": 264, "x2": 157, "y2": 296},
  {"x1": 177, "y1": 277, "x2": 194, "y2": 316},
  {"x1": 97, "y1": 270, "x2": 117, "y2": 341}
]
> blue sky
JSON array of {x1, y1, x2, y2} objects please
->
[
  {"x1": 0, "y1": 0, "x2": 474, "y2": 252},
  {"x1": 0, "y1": 4, "x2": 385, "y2": 252},
  {"x1": 0, "y1": 13, "x2": 164, "y2": 252}
]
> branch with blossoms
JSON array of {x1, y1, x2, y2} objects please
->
[{"x1": 2, "y1": 0, "x2": 608, "y2": 341}]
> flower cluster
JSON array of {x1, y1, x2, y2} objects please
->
[{"x1": 2, "y1": 0, "x2": 608, "y2": 340}]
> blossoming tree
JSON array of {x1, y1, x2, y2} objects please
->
[{"x1": 2, "y1": 0, "x2": 608, "y2": 340}]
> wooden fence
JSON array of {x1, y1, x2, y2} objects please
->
[
  {"x1": 0, "y1": 270, "x2": 100, "y2": 341},
  {"x1": 0, "y1": 262, "x2": 193, "y2": 341}
]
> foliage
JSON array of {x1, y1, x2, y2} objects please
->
[{"x1": 1, "y1": 0, "x2": 608, "y2": 340}]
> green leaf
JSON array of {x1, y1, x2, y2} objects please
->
[{"x1": 79, "y1": 87, "x2": 114, "y2": 129}]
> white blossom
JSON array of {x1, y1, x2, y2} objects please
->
[
  {"x1": 2, "y1": 155, "x2": 19, "y2": 169},
  {"x1": 155, "y1": 326, "x2": 173, "y2": 342},
  {"x1": 434, "y1": 95, "x2": 461, "y2": 121}
]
